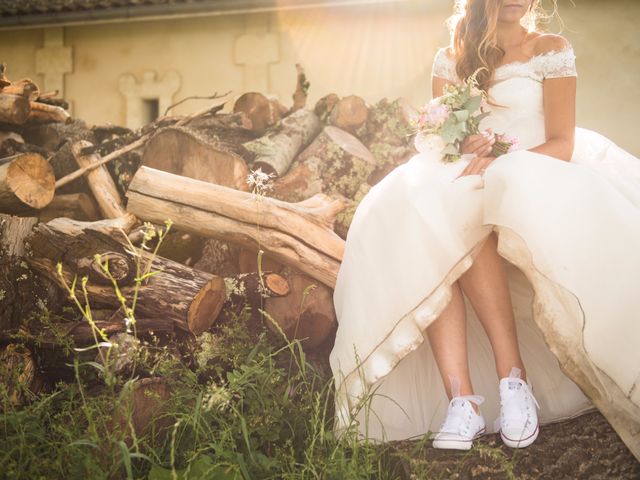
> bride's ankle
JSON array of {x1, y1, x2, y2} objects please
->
[{"x1": 497, "y1": 365, "x2": 527, "y2": 382}]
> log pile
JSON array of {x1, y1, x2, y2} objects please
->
[
  {"x1": 0, "y1": 61, "x2": 418, "y2": 437},
  {"x1": 0, "y1": 61, "x2": 415, "y2": 347},
  {"x1": 1, "y1": 62, "x2": 638, "y2": 463}
]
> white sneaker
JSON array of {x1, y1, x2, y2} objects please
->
[
  {"x1": 498, "y1": 368, "x2": 540, "y2": 448},
  {"x1": 432, "y1": 394, "x2": 486, "y2": 450}
]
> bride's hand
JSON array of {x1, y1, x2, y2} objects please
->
[
  {"x1": 460, "y1": 129, "x2": 495, "y2": 157},
  {"x1": 457, "y1": 155, "x2": 497, "y2": 178}
]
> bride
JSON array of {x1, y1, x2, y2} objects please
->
[{"x1": 329, "y1": 0, "x2": 640, "y2": 455}]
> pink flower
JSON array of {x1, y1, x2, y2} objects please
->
[
  {"x1": 418, "y1": 100, "x2": 450, "y2": 129},
  {"x1": 501, "y1": 134, "x2": 520, "y2": 152}
]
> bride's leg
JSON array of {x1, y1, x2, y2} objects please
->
[
  {"x1": 458, "y1": 232, "x2": 526, "y2": 380},
  {"x1": 425, "y1": 281, "x2": 478, "y2": 411}
]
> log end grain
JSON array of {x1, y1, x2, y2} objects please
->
[
  {"x1": 188, "y1": 276, "x2": 226, "y2": 335},
  {"x1": 5, "y1": 153, "x2": 55, "y2": 209},
  {"x1": 264, "y1": 272, "x2": 290, "y2": 296}
]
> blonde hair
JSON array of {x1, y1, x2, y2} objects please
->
[{"x1": 447, "y1": 0, "x2": 559, "y2": 91}]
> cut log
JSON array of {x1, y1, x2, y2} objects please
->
[
  {"x1": 314, "y1": 93, "x2": 340, "y2": 123},
  {"x1": 27, "y1": 101, "x2": 71, "y2": 124},
  {"x1": 35, "y1": 193, "x2": 100, "y2": 222},
  {"x1": 263, "y1": 268, "x2": 337, "y2": 349},
  {"x1": 126, "y1": 166, "x2": 346, "y2": 288},
  {"x1": 0, "y1": 93, "x2": 31, "y2": 125},
  {"x1": 271, "y1": 125, "x2": 376, "y2": 202},
  {"x1": 328, "y1": 95, "x2": 369, "y2": 135},
  {"x1": 141, "y1": 126, "x2": 250, "y2": 191},
  {"x1": 0, "y1": 152, "x2": 55, "y2": 213},
  {"x1": 26, "y1": 217, "x2": 226, "y2": 336},
  {"x1": 72, "y1": 140, "x2": 126, "y2": 218},
  {"x1": 242, "y1": 108, "x2": 321, "y2": 176},
  {"x1": 0, "y1": 215, "x2": 40, "y2": 332},
  {"x1": 233, "y1": 92, "x2": 282, "y2": 132},
  {"x1": 223, "y1": 271, "x2": 289, "y2": 306},
  {"x1": 356, "y1": 98, "x2": 417, "y2": 185},
  {"x1": 1, "y1": 79, "x2": 40, "y2": 102},
  {"x1": 194, "y1": 238, "x2": 242, "y2": 277}
]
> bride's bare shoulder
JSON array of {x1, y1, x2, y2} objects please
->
[{"x1": 533, "y1": 34, "x2": 573, "y2": 55}]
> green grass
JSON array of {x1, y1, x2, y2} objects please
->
[{"x1": 0, "y1": 302, "x2": 413, "y2": 480}]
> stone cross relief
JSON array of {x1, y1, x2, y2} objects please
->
[{"x1": 35, "y1": 27, "x2": 73, "y2": 111}]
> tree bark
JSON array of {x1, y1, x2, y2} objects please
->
[
  {"x1": 1, "y1": 78, "x2": 40, "y2": 101},
  {"x1": 141, "y1": 126, "x2": 250, "y2": 191},
  {"x1": 271, "y1": 125, "x2": 376, "y2": 202},
  {"x1": 34, "y1": 193, "x2": 100, "y2": 222},
  {"x1": 314, "y1": 93, "x2": 339, "y2": 123},
  {"x1": 126, "y1": 166, "x2": 346, "y2": 288},
  {"x1": 242, "y1": 108, "x2": 321, "y2": 176},
  {"x1": 27, "y1": 101, "x2": 71, "y2": 124},
  {"x1": 0, "y1": 152, "x2": 55, "y2": 213},
  {"x1": 0, "y1": 215, "x2": 41, "y2": 332},
  {"x1": 355, "y1": 97, "x2": 417, "y2": 186},
  {"x1": 25, "y1": 217, "x2": 226, "y2": 336},
  {"x1": 72, "y1": 140, "x2": 126, "y2": 219}
]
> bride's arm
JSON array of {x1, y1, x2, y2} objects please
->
[{"x1": 528, "y1": 35, "x2": 577, "y2": 162}]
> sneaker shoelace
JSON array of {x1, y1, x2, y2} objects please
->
[
  {"x1": 496, "y1": 379, "x2": 540, "y2": 431},
  {"x1": 440, "y1": 394, "x2": 484, "y2": 434}
]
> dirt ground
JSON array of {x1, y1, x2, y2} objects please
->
[{"x1": 382, "y1": 410, "x2": 640, "y2": 479}]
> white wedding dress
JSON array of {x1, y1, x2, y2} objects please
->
[{"x1": 329, "y1": 46, "x2": 640, "y2": 457}]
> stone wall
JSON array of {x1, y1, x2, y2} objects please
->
[{"x1": 0, "y1": 0, "x2": 638, "y2": 154}]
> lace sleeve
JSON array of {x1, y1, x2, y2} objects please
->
[
  {"x1": 541, "y1": 47, "x2": 577, "y2": 79},
  {"x1": 432, "y1": 47, "x2": 458, "y2": 83}
]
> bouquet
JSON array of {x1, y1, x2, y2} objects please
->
[{"x1": 411, "y1": 70, "x2": 518, "y2": 163}]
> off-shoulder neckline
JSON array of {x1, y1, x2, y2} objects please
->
[
  {"x1": 495, "y1": 47, "x2": 575, "y2": 71},
  {"x1": 439, "y1": 46, "x2": 574, "y2": 72}
]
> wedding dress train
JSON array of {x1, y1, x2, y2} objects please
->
[{"x1": 329, "y1": 46, "x2": 640, "y2": 459}]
